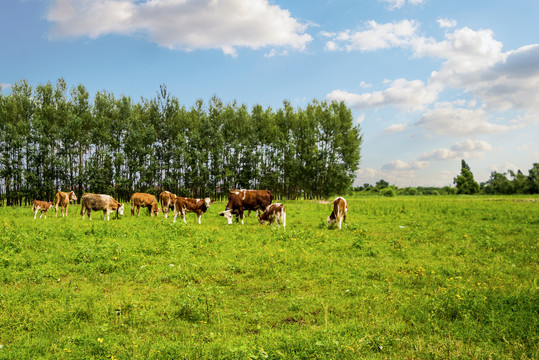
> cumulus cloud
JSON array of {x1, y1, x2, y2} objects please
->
[
  {"x1": 46, "y1": 0, "x2": 312, "y2": 56},
  {"x1": 417, "y1": 102, "x2": 519, "y2": 136},
  {"x1": 323, "y1": 20, "x2": 420, "y2": 52},
  {"x1": 326, "y1": 21, "x2": 539, "y2": 113},
  {"x1": 327, "y1": 78, "x2": 440, "y2": 112},
  {"x1": 437, "y1": 18, "x2": 457, "y2": 28},
  {"x1": 379, "y1": 0, "x2": 424, "y2": 10},
  {"x1": 419, "y1": 139, "x2": 494, "y2": 161},
  {"x1": 383, "y1": 123, "x2": 407, "y2": 133},
  {"x1": 382, "y1": 159, "x2": 428, "y2": 170},
  {"x1": 0, "y1": 83, "x2": 11, "y2": 91}
]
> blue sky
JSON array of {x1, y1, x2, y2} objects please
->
[{"x1": 2, "y1": 0, "x2": 538, "y2": 187}]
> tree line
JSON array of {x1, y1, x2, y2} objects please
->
[
  {"x1": 353, "y1": 160, "x2": 539, "y2": 196},
  {"x1": 0, "y1": 79, "x2": 362, "y2": 206}
]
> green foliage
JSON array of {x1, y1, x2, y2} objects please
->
[
  {"x1": 0, "y1": 196, "x2": 537, "y2": 359},
  {"x1": 0, "y1": 80, "x2": 362, "y2": 203},
  {"x1": 454, "y1": 160, "x2": 480, "y2": 194}
]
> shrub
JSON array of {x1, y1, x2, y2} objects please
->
[{"x1": 381, "y1": 187, "x2": 396, "y2": 197}]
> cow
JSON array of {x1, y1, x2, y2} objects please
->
[
  {"x1": 219, "y1": 189, "x2": 273, "y2": 225},
  {"x1": 131, "y1": 192, "x2": 160, "y2": 216},
  {"x1": 80, "y1": 193, "x2": 124, "y2": 220},
  {"x1": 32, "y1": 200, "x2": 53, "y2": 219},
  {"x1": 258, "y1": 203, "x2": 286, "y2": 230},
  {"x1": 173, "y1": 197, "x2": 211, "y2": 224},
  {"x1": 159, "y1": 190, "x2": 177, "y2": 219},
  {"x1": 327, "y1": 197, "x2": 348, "y2": 229},
  {"x1": 54, "y1": 190, "x2": 78, "y2": 217}
]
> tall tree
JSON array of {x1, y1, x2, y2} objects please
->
[{"x1": 454, "y1": 160, "x2": 479, "y2": 194}]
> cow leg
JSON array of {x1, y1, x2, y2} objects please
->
[
  {"x1": 163, "y1": 205, "x2": 168, "y2": 219},
  {"x1": 104, "y1": 210, "x2": 107, "y2": 221},
  {"x1": 34, "y1": 209, "x2": 38, "y2": 219},
  {"x1": 197, "y1": 213, "x2": 201, "y2": 224},
  {"x1": 40, "y1": 211, "x2": 44, "y2": 219},
  {"x1": 44, "y1": 210, "x2": 48, "y2": 219},
  {"x1": 337, "y1": 216, "x2": 343, "y2": 230},
  {"x1": 88, "y1": 209, "x2": 92, "y2": 220}
]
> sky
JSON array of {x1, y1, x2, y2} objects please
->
[{"x1": 1, "y1": 0, "x2": 538, "y2": 187}]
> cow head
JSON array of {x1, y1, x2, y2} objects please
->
[
  {"x1": 117, "y1": 204, "x2": 124, "y2": 216},
  {"x1": 69, "y1": 191, "x2": 78, "y2": 202},
  {"x1": 219, "y1": 209, "x2": 233, "y2": 225},
  {"x1": 327, "y1": 214, "x2": 336, "y2": 226},
  {"x1": 152, "y1": 204, "x2": 161, "y2": 216},
  {"x1": 48, "y1": 202, "x2": 54, "y2": 210},
  {"x1": 202, "y1": 198, "x2": 211, "y2": 211}
]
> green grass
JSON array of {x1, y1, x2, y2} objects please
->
[{"x1": 1, "y1": 196, "x2": 537, "y2": 359}]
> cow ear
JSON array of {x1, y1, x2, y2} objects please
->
[{"x1": 218, "y1": 211, "x2": 224, "y2": 216}]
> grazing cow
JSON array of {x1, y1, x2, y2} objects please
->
[
  {"x1": 131, "y1": 192, "x2": 160, "y2": 216},
  {"x1": 80, "y1": 193, "x2": 124, "y2": 220},
  {"x1": 173, "y1": 197, "x2": 211, "y2": 224},
  {"x1": 219, "y1": 189, "x2": 273, "y2": 225},
  {"x1": 159, "y1": 191, "x2": 177, "y2": 219},
  {"x1": 258, "y1": 203, "x2": 286, "y2": 230},
  {"x1": 327, "y1": 197, "x2": 348, "y2": 229},
  {"x1": 54, "y1": 190, "x2": 78, "y2": 217},
  {"x1": 32, "y1": 200, "x2": 54, "y2": 219}
]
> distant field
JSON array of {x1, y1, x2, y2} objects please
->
[{"x1": 0, "y1": 196, "x2": 537, "y2": 359}]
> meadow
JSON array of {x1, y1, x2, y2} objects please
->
[{"x1": 0, "y1": 196, "x2": 537, "y2": 359}]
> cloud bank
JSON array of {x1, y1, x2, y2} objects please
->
[{"x1": 46, "y1": 0, "x2": 312, "y2": 56}]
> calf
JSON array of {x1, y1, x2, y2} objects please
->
[
  {"x1": 32, "y1": 200, "x2": 54, "y2": 219},
  {"x1": 80, "y1": 193, "x2": 124, "y2": 220},
  {"x1": 159, "y1": 190, "x2": 177, "y2": 218},
  {"x1": 54, "y1": 190, "x2": 78, "y2": 217},
  {"x1": 258, "y1": 203, "x2": 286, "y2": 230},
  {"x1": 173, "y1": 197, "x2": 211, "y2": 224},
  {"x1": 327, "y1": 197, "x2": 348, "y2": 229},
  {"x1": 219, "y1": 189, "x2": 273, "y2": 225},
  {"x1": 131, "y1": 192, "x2": 160, "y2": 216}
]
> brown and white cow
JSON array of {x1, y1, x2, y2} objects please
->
[
  {"x1": 159, "y1": 191, "x2": 177, "y2": 219},
  {"x1": 54, "y1": 190, "x2": 78, "y2": 217},
  {"x1": 219, "y1": 189, "x2": 273, "y2": 225},
  {"x1": 131, "y1": 192, "x2": 160, "y2": 216},
  {"x1": 327, "y1": 197, "x2": 348, "y2": 229},
  {"x1": 258, "y1": 203, "x2": 286, "y2": 230},
  {"x1": 80, "y1": 193, "x2": 124, "y2": 220},
  {"x1": 173, "y1": 197, "x2": 211, "y2": 224},
  {"x1": 32, "y1": 200, "x2": 54, "y2": 219}
]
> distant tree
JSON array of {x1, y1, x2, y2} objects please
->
[
  {"x1": 483, "y1": 171, "x2": 512, "y2": 194},
  {"x1": 509, "y1": 169, "x2": 527, "y2": 194},
  {"x1": 454, "y1": 160, "x2": 479, "y2": 194},
  {"x1": 526, "y1": 163, "x2": 539, "y2": 194},
  {"x1": 375, "y1": 179, "x2": 389, "y2": 190}
]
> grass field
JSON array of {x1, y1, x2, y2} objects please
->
[{"x1": 0, "y1": 196, "x2": 537, "y2": 359}]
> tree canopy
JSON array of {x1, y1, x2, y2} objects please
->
[{"x1": 0, "y1": 79, "x2": 363, "y2": 205}]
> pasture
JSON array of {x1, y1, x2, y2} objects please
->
[{"x1": 0, "y1": 196, "x2": 537, "y2": 359}]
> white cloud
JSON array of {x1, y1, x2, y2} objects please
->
[
  {"x1": 489, "y1": 162, "x2": 519, "y2": 173},
  {"x1": 324, "y1": 20, "x2": 420, "y2": 52},
  {"x1": 327, "y1": 78, "x2": 440, "y2": 112},
  {"x1": 46, "y1": 0, "x2": 312, "y2": 56},
  {"x1": 437, "y1": 18, "x2": 457, "y2": 29},
  {"x1": 419, "y1": 139, "x2": 494, "y2": 161},
  {"x1": 0, "y1": 83, "x2": 11, "y2": 91},
  {"x1": 417, "y1": 102, "x2": 519, "y2": 136},
  {"x1": 326, "y1": 22, "x2": 539, "y2": 113},
  {"x1": 382, "y1": 159, "x2": 428, "y2": 170},
  {"x1": 379, "y1": 0, "x2": 424, "y2": 10},
  {"x1": 383, "y1": 123, "x2": 407, "y2": 133}
]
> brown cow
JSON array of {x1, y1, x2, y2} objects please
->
[
  {"x1": 219, "y1": 189, "x2": 272, "y2": 225},
  {"x1": 173, "y1": 197, "x2": 211, "y2": 224},
  {"x1": 32, "y1": 200, "x2": 54, "y2": 219},
  {"x1": 258, "y1": 203, "x2": 286, "y2": 230},
  {"x1": 159, "y1": 191, "x2": 177, "y2": 219},
  {"x1": 327, "y1": 197, "x2": 348, "y2": 229},
  {"x1": 131, "y1": 192, "x2": 160, "y2": 216},
  {"x1": 81, "y1": 193, "x2": 124, "y2": 220},
  {"x1": 54, "y1": 190, "x2": 78, "y2": 217}
]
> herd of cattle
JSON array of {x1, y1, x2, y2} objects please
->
[{"x1": 31, "y1": 189, "x2": 349, "y2": 229}]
